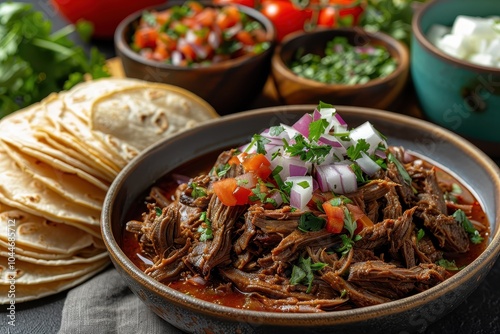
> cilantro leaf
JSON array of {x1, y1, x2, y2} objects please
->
[
  {"x1": 246, "y1": 134, "x2": 270, "y2": 154},
  {"x1": 298, "y1": 212, "x2": 325, "y2": 232},
  {"x1": 347, "y1": 138, "x2": 370, "y2": 161},
  {"x1": 387, "y1": 153, "x2": 412, "y2": 187},
  {"x1": 189, "y1": 182, "x2": 207, "y2": 199},
  {"x1": 284, "y1": 134, "x2": 331, "y2": 164},
  {"x1": 308, "y1": 118, "x2": 328, "y2": 142},
  {"x1": 197, "y1": 211, "x2": 213, "y2": 242},
  {"x1": 436, "y1": 258, "x2": 462, "y2": 271},
  {"x1": 453, "y1": 209, "x2": 484, "y2": 244},
  {"x1": 290, "y1": 256, "x2": 327, "y2": 293}
]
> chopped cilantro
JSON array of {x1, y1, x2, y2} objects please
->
[
  {"x1": 216, "y1": 163, "x2": 231, "y2": 177},
  {"x1": 453, "y1": 209, "x2": 484, "y2": 244},
  {"x1": 269, "y1": 125, "x2": 285, "y2": 136},
  {"x1": 417, "y1": 228, "x2": 425, "y2": 241},
  {"x1": 155, "y1": 207, "x2": 162, "y2": 216},
  {"x1": 246, "y1": 134, "x2": 270, "y2": 154},
  {"x1": 283, "y1": 135, "x2": 331, "y2": 164},
  {"x1": 387, "y1": 153, "x2": 412, "y2": 187},
  {"x1": 290, "y1": 256, "x2": 327, "y2": 293},
  {"x1": 308, "y1": 118, "x2": 329, "y2": 142},
  {"x1": 346, "y1": 138, "x2": 370, "y2": 161},
  {"x1": 197, "y1": 211, "x2": 213, "y2": 242},
  {"x1": 350, "y1": 163, "x2": 367, "y2": 183},
  {"x1": 189, "y1": 182, "x2": 207, "y2": 199},
  {"x1": 335, "y1": 207, "x2": 361, "y2": 255},
  {"x1": 298, "y1": 212, "x2": 325, "y2": 232},
  {"x1": 436, "y1": 258, "x2": 462, "y2": 271}
]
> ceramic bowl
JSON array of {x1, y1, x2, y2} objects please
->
[
  {"x1": 101, "y1": 105, "x2": 500, "y2": 334},
  {"x1": 411, "y1": 0, "x2": 500, "y2": 157},
  {"x1": 271, "y1": 28, "x2": 410, "y2": 110},
  {"x1": 114, "y1": 2, "x2": 276, "y2": 115}
]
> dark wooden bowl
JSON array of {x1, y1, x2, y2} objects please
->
[{"x1": 272, "y1": 28, "x2": 410, "y2": 109}]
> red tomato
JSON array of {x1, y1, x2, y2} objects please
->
[
  {"x1": 333, "y1": 0, "x2": 364, "y2": 26},
  {"x1": 241, "y1": 153, "x2": 272, "y2": 180},
  {"x1": 213, "y1": 0, "x2": 256, "y2": 8},
  {"x1": 134, "y1": 27, "x2": 158, "y2": 49},
  {"x1": 51, "y1": 0, "x2": 165, "y2": 39},
  {"x1": 346, "y1": 203, "x2": 374, "y2": 234},
  {"x1": 213, "y1": 178, "x2": 238, "y2": 206},
  {"x1": 317, "y1": 6, "x2": 337, "y2": 28},
  {"x1": 260, "y1": 0, "x2": 313, "y2": 42},
  {"x1": 322, "y1": 202, "x2": 345, "y2": 234}
]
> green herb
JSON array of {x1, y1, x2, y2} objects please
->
[
  {"x1": 417, "y1": 228, "x2": 425, "y2": 241},
  {"x1": 436, "y1": 258, "x2": 462, "y2": 271},
  {"x1": 269, "y1": 125, "x2": 285, "y2": 137},
  {"x1": 290, "y1": 256, "x2": 327, "y2": 293},
  {"x1": 246, "y1": 134, "x2": 270, "y2": 154},
  {"x1": 297, "y1": 180, "x2": 310, "y2": 189},
  {"x1": 445, "y1": 183, "x2": 463, "y2": 203},
  {"x1": 155, "y1": 207, "x2": 162, "y2": 216},
  {"x1": 197, "y1": 211, "x2": 213, "y2": 242},
  {"x1": 290, "y1": 36, "x2": 397, "y2": 85},
  {"x1": 308, "y1": 118, "x2": 328, "y2": 142},
  {"x1": 328, "y1": 196, "x2": 353, "y2": 207},
  {"x1": 335, "y1": 207, "x2": 361, "y2": 255},
  {"x1": 347, "y1": 139, "x2": 370, "y2": 161},
  {"x1": 283, "y1": 135, "x2": 331, "y2": 164},
  {"x1": 387, "y1": 153, "x2": 412, "y2": 187},
  {"x1": 453, "y1": 209, "x2": 484, "y2": 244},
  {"x1": 318, "y1": 101, "x2": 334, "y2": 110},
  {"x1": 141, "y1": 11, "x2": 158, "y2": 27},
  {"x1": 189, "y1": 182, "x2": 207, "y2": 199},
  {"x1": 351, "y1": 163, "x2": 367, "y2": 183},
  {"x1": 216, "y1": 163, "x2": 231, "y2": 177},
  {"x1": 298, "y1": 212, "x2": 326, "y2": 232},
  {"x1": 0, "y1": 2, "x2": 110, "y2": 117}
]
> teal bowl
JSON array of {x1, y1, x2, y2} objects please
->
[{"x1": 411, "y1": 0, "x2": 500, "y2": 157}]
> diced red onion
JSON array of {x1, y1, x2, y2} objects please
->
[
  {"x1": 315, "y1": 163, "x2": 357, "y2": 194},
  {"x1": 171, "y1": 50, "x2": 183, "y2": 66},
  {"x1": 287, "y1": 176, "x2": 313, "y2": 210},
  {"x1": 208, "y1": 31, "x2": 220, "y2": 49},
  {"x1": 375, "y1": 149, "x2": 387, "y2": 159},
  {"x1": 312, "y1": 108, "x2": 322, "y2": 121},
  {"x1": 335, "y1": 164, "x2": 358, "y2": 194},
  {"x1": 289, "y1": 163, "x2": 308, "y2": 177},
  {"x1": 334, "y1": 112, "x2": 348, "y2": 127},
  {"x1": 355, "y1": 152, "x2": 381, "y2": 176},
  {"x1": 235, "y1": 172, "x2": 257, "y2": 189},
  {"x1": 319, "y1": 133, "x2": 343, "y2": 147},
  {"x1": 267, "y1": 189, "x2": 283, "y2": 208},
  {"x1": 292, "y1": 113, "x2": 312, "y2": 138}
]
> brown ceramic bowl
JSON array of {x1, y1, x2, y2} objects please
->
[
  {"x1": 101, "y1": 105, "x2": 500, "y2": 333},
  {"x1": 271, "y1": 28, "x2": 410, "y2": 109},
  {"x1": 114, "y1": 2, "x2": 276, "y2": 115}
]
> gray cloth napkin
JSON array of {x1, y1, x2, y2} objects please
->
[{"x1": 58, "y1": 267, "x2": 184, "y2": 334}]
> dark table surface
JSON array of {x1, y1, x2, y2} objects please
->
[{"x1": 1, "y1": 1, "x2": 500, "y2": 333}]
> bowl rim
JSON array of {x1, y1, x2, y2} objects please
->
[
  {"x1": 271, "y1": 27, "x2": 410, "y2": 90},
  {"x1": 102, "y1": 105, "x2": 500, "y2": 327},
  {"x1": 114, "y1": 1, "x2": 277, "y2": 71},
  {"x1": 412, "y1": 0, "x2": 500, "y2": 73}
]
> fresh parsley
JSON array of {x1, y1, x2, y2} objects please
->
[
  {"x1": 417, "y1": 228, "x2": 425, "y2": 241},
  {"x1": 346, "y1": 139, "x2": 370, "y2": 161},
  {"x1": 453, "y1": 209, "x2": 484, "y2": 244},
  {"x1": 189, "y1": 182, "x2": 207, "y2": 199},
  {"x1": 335, "y1": 207, "x2": 361, "y2": 255},
  {"x1": 283, "y1": 135, "x2": 331, "y2": 164},
  {"x1": 308, "y1": 118, "x2": 328, "y2": 142},
  {"x1": 246, "y1": 134, "x2": 270, "y2": 154}
]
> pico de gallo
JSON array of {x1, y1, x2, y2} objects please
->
[{"x1": 130, "y1": 1, "x2": 271, "y2": 66}]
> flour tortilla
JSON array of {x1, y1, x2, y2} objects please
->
[
  {"x1": 0, "y1": 148, "x2": 101, "y2": 234},
  {"x1": 0, "y1": 247, "x2": 108, "y2": 266},
  {"x1": 2, "y1": 143, "x2": 105, "y2": 211},
  {"x1": 0, "y1": 205, "x2": 99, "y2": 254},
  {"x1": 90, "y1": 83, "x2": 218, "y2": 151},
  {"x1": 0, "y1": 261, "x2": 110, "y2": 304}
]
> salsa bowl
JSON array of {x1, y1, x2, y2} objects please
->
[{"x1": 101, "y1": 105, "x2": 500, "y2": 333}]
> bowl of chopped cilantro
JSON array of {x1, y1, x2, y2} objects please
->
[
  {"x1": 115, "y1": 1, "x2": 276, "y2": 115},
  {"x1": 271, "y1": 27, "x2": 409, "y2": 109}
]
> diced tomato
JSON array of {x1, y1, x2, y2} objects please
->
[
  {"x1": 242, "y1": 153, "x2": 272, "y2": 179},
  {"x1": 322, "y1": 202, "x2": 345, "y2": 233},
  {"x1": 317, "y1": 6, "x2": 337, "y2": 27},
  {"x1": 233, "y1": 186, "x2": 252, "y2": 205},
  {"x1": 228, "y1": 152, "x2": 248, "y2": 165},
  {"x1": 134, "y1": 27, "x2": 158, "y2": 49},
  {"x1": 236, "y1": 30, "x2": 255, "y2": 46},
  {"x1": 179, "y1": 42, "x2": 196, "y2": 61},
  {"x1": 346, "y1": 203, "x2": 374, "y2": 234},
  {"x1": 216, "y1": 6, "x2": 241, "y2": 30},
  {"x1": 212, "y1": 177, "x2": 254, "y2": 206},
  {"x1": 213, "y1": 0, "x2": 256, "y2": 8},
  {"x1": 195, "y1": 8, "x2": 218, "y2": 27},
  {"x1": 187, "y1": 1, "x2": 204, "y2": 14}
]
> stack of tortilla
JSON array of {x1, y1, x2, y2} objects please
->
[{"x1": 0, "y1": 78, "x2": 218, "y2": 303}]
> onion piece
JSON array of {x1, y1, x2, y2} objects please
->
[
  {"x1": 349, "y1": 121, "x2": 387, "y2": 155},
  {"x1": 355, "y1": 151, "x2": 381, "y2": 176},
  {"x1": 315, "y1": 163, "x2": 357, "y2": 194},
  {"x1": 286, "y1": 176, "x2": 313, "y2": 210},
  {"x1": 335, "y1": 164, "x2": 358, "y2": 194},
  {"x1": 292, "y1": 113, "x2": 313, "y2": 138},
  {"x1": 319, "y1": 133, "x2": 343, "y2": 147}
]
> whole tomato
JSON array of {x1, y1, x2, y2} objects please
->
[
  {"x1": 317, "y1": 0, "x2": 364, "y2": 28},
  {"x1": 213, "y1": 0, "x2": 256, "y2": 7},
  {"x1": 51, "y1": 0, "x2": 165, "y2": 39},
  {"x1": 259, "y1": 0, "x2": 313, "y2": 42}
]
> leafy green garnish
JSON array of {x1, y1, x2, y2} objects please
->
[
  {"x1": 387, "y1": 153, "x2": 412, "y2": 187},
  {"x1": 216, "y1": 163, "x2": 231, "y2": 177},
  {"x1": 269, "y1": 125, "x2": 285, "y2": 137},
  {"x1": 308, "y1": 118, "x2": 328, "y2": 142},
  {"x1": 351, "y1": 163, "x2": 367, "y2": 183},
  {"x1": 197, "y1": 211, "x2": 213, "y2": 242},
  {"x1": 155, "y1": 207, "x2": 162, "y2": 216},
  {"x1": 246, "y1": 134, "x2": 270, "y2": 154},
  {"x1": 290, "y1": 256, "x2": 327, "y2": 293},
  {"x1": 417, "y1": 228, "x2": 425, "y2": 241},
  {"x1": 298, "y1": 212, "x2": 325, "y2": 232},
  {"x1": 0, "y1": 2, "x2": 110, "y2": 117},
  {"x1": 336, "y1": 207, "x2": 361, "y2": 255},
  {"x1": 189, "y1": 182, "x2": 207, "y2": 199},
  {"x1": 283, "y1": 135, "x2": 331, "y2": 164},
  {"x1": 453, "y1": 209, "x2": 484, "y2": 244},
  {"x1": 436, "y1": 258, "x2": 462, "y2": 271},
  {"x1": 346, "y1": 139, "x2": 370, "y2": 161}
]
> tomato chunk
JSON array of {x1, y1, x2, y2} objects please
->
[
  {"x1": 134, "y1": 27, "x2": 158, "y2": 49},
  {"x1": 212, "y1": 177, "x2": 252, "y2": 206},
  {"x1": 346, "y1": 203, "x2": 374, "y2": 234},
  {"x1": 322, "y1": 202, "x2": 345, "y2": 233},
  {"x1": 242, "y1": 153, "x2": 272, "y2": 179}
]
